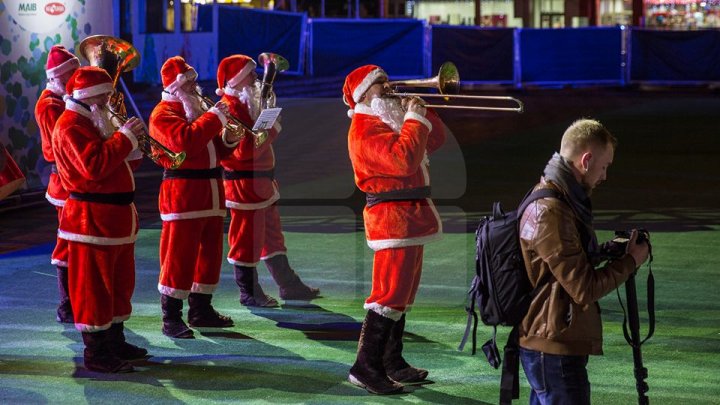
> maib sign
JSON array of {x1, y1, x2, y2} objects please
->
[{"x1": 5, "y1": 0, "x2": 70, "y2": 33}]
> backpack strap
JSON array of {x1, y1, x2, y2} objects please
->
[
  {"x1": 497, "y1": 188, "x2": 563, "y2": 403},
  {"x1": 458, "y1": 278, "x2": 480, "y2": 353},
  {"x1": 500, "y1": 326, "x2": 521, "y2": 404}
]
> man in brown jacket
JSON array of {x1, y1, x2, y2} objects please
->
[{"x1": 518, "y1": 119, "x2": 649, "y2": 404}]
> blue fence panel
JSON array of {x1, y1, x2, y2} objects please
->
[
  {"x1": 519, "y1": 27, "x2": 624, "y2": 86},
  {"x1": 310, "y1": 19, "x2": 425, "y2": 77},
  {"x1": 630, "y1": 29, "x2": 720, "y2": 83},
  {"x1": 218, "y1": 6, "x2": 306, "y2": 75},
  {"x1": 431, "y1": 26, "x2": 514, "y2": 84}
]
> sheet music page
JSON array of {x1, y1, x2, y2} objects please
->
[{"x1": 252, "y1": 108, "x2": 282, "y2": 131}]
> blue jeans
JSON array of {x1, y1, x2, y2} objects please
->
[{"x1": 519, "y1": 347, "x2": 591, "y2": 405}]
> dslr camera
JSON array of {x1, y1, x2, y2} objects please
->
[{"x1": 601, "y1": 229, "x2": 650, "y2": 259}]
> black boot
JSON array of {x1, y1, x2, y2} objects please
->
[
  {"x1": 161, "y1": 294, "x2": 194, "y2": 339},
  {"x1": 81, "y1": 330, "x2": 134, "y2": 373},
  {"x1": 108, "y1": 322, "x2": 149, "y2": 361},
  {"x1": 187, "y1": 293, "x2": 234, "y2": 327},
  {"x1": 56, "y1": 266, "x2": 74, "y2": 323},
  {"x1": 383, "y1": 314, "x2": 429, "y2": 383},
  {"x1": 264, "y1": 255, "x2": 320, "y2": 301},
  {"x1": 348, "y1": 310, "x2": 404, "y2": 395},
  {"x1": 233, "y1": 265, "x2": 279, "y2": 307}
]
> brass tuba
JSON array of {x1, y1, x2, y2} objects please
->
[
  {"x1": 78, "y1": 35, "x2": 187, "y2": 168},
  {"x1": 258, "y1": 52, "x2": 289, "y2": 110}
]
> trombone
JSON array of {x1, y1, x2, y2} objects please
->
[
  {"x1": 388, "y1": 62, "x2": 524, "y2": 113},
  {"x1": 196, "y1": 91, "x2": 269, "y2": 148},
  {"x1": 107, "y1": 109, "x2": 186, "y2": 170},
  {"x1": 78, "y1": 35, "x2": 187, "y2": 168}
]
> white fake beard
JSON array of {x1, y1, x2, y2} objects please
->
[
  {"x1": 237, "y1": 81, "x2": 262, "y2": 121},
  {"x1": 371, "y1": 97, "x2": 405, "y2": 134},
  {"x1": 90, "y1": 104, "x2": 117, "y2": 140},
  {"x1": 176, "y1": 85, "x2": 205, "y2": 122},
  {"x1": 46, "y1": 78, "x2": 66, "y2": 96}
]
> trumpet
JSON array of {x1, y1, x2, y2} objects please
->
[
  {"x1": 388, "y1": 62, "x2": 524, "y2": 113},
  {"x1": 196, "y1": 91, "x2": 269, "y2": 149},
  {"x1": 107, "y1": 109, "x2": 186, "y2": 170}
]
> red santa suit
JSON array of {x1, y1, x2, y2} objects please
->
[
  {"x1": 51, "y1": 67, "x2": 140, "y2": 332},
  {"x1": 148, "y1": 57, "x2": 233, "y2": 299},
  {"x1": 215, "y1": 56, "x2": 284, "y2": 267},
  {"x1": 35, "y1": 45, "x2": 80, "y2": 267},
  {"x1": 344, "y1": 66, "x2": 447, "y2": 321}
]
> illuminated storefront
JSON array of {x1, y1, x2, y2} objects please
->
[{"x1": 130, "y1": 0, "x2": 720, "y2": 30}]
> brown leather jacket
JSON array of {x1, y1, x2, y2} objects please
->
[{"x1": 518, "y1": 178, "x2": 637, "y2": 356}]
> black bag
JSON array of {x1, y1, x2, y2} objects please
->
[{"x1": 459, "y1": 188, "x2": 563, "y2": 404}]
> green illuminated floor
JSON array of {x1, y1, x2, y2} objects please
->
[{"x1": 1, "y1": 225, "x2": 718, "y2": 404}]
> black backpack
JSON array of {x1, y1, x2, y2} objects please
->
[{"x1": 459, "y1": 188, "x2": 563, "y2": 404}]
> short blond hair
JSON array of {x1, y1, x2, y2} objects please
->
[{"x1": 560, "y1": 119, "x2": 617, "y2": 159}]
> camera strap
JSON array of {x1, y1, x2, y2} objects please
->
[{"x1": 617, "y1": 245, "x2": 655, "y2": 347}]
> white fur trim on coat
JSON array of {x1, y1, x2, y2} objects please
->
[
  {"x1": 75, "y1": 320, "x2": 116, "y2": 333},
  {"x1": 158, "y1": 283, "x2": 190, "y2": 300},
  {"x1": 353, "y1": 68, "x2": 387, "y2": 103},
  {"x1": 161, "y1": 91, "x2": 180, "y2": 102},
  {"x1": 364, "y1": 302, "x2": 404, "y2": 321},
  {"x1": 73, "y1": 82, "x2": 114, "y2": 100},
  {"x1": 227, "y1": 257, "x2": 260, "y2": 267},
  {"x1": 57, "y1": 230, "x2": 138, "y2": 246},
  {"x1": 225, "y1": 186, "x2": 280, "y2": 210},
  {"x1": 366, "y1": 230, "x2": 443, "y2": 251},
  {"x1": 404, "y1": 111, "x2": 432, "y2": 132},
  {"x1": 51, "y1": 258, "x2": 68, "y2": 267},
  {"x1": 353, "y1": 104, "x2": 374, "y2": 116},
  {"x1": 160, "y1": 209, "x2": 227, "y2": 222},
  {"x1": 190, "y1": 282, "x2": 218, "y2": 294},
  {"x1": 45, "y1": 192, "x2": 66, "y2": 207},
  {"x1": 65, "y1": 99, "x2": 92, "y2": 118},
  {"x1": 209, "y1": 106, "x2": 229, "y2": 127},
  {"x1": 118, "y1": 127, "x2": 139, "y2": 151},
  {"x1": 259, "y1": 250, "x2": 286, "y2": 261}
]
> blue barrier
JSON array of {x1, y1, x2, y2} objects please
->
[
  {"x1": 518, "y1": 27, "x2": 625, "y2": 86},
  {"x1": 217, "y1": 6, "x2": 307, "y2": 76},
  {"x1": 431, "y1": 26, "x2": 515, "y2": 84},
  {"x1": 309, "y1": 19, "x2": 426, "y2": 78},
  {"x1": 630, "y1": 29, "x2": 720, "y2": 84}
]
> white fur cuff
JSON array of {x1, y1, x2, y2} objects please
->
[
  {"x1": 404, "y1": 111, "x2": 432, "y2": 132},
  {"x1": 209, "y1": 107, "x2": 229, "y2": 127},
  {"x1": 119, "y1": 127, "x2": 139, "y2": 151}
]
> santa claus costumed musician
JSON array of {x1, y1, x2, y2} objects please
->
[
  {"x1": 0, "y1": 144, "x2": 26, "y2": 201},
  {"x1": 215, "y1": 55, "x2": 319, "y2": 307},
  {"x1": 34, "y1": 45, "x2": 80, "y2": 324},
  {"x1": 149, "y1": 56, "x2": 239, "y2": 339},
  {"x1": 343, "y1": 65, "x2": 448, "y2": 394},
  {"x1": 51, "y1": 66, "x2": 148, "y2": 373}
]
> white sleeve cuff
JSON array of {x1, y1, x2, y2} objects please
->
[
  {"x1": 221, "y1": 130, "x2": 240, "y2": 148},
  {"x1": 404, "y1": 111, "x2": 432, "y2": 132},
  {"x1": 126, "y1": 148, "x2": 143, "y2": 161},
  {"x1": 119, "y1": 127, "x2": 139, "y2": 151},
  {"x1": 209, "y1": 107, "x2": 229, "y2": 127}
]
